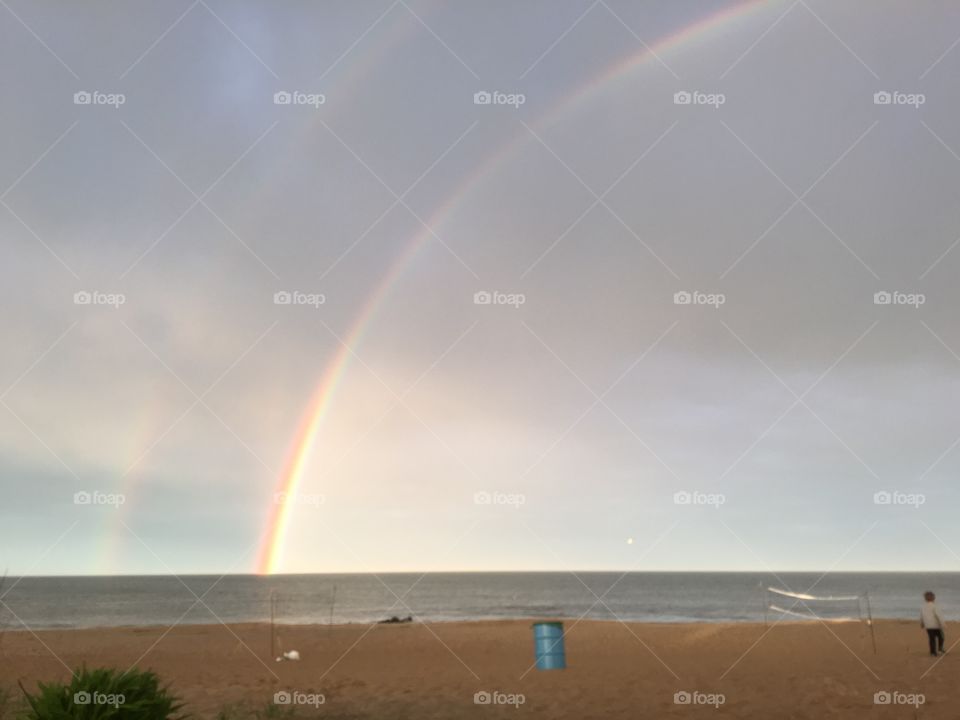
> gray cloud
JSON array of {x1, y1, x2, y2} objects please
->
[{"x1": 3, "y1": 0, "x2": 960, "y2": 574}]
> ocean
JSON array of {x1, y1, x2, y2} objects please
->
[{"x1": 3, "y1": 572, "x2": 957, "y2": 629}]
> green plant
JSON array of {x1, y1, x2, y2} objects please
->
[{"x1": 19, "y1": 666, "x2": 184, "y2": 719}]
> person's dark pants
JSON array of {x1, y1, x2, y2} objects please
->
[{"x1": 927, "y1": 628, "x2": 945, "y2": 656}]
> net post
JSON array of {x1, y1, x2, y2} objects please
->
[
  {"x1": 270, "y1": 590, "x2": 276, "y2": 659},
  {"x1": 864, "y1": 591, "x2": 877, "y2": 655},
  {"x1": 329, "y1": 584, "x2": 337, "y2": 631}
]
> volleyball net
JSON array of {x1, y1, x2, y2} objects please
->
[
  {"x1": 267, "y1": 585, "x2": 339, "y2": 660},
  {"x1": 764, "y1": 586, "x2": 877, "y2": 653}
]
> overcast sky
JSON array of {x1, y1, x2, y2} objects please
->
[{"x1": 3, "y1": 0, "x2": 960, "y2": 575}]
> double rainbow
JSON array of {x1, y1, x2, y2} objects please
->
[{"x1": 257, "y1": 0, "x2": 774, "y2": 574}]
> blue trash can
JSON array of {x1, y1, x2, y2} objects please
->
[{"x1": 532, "y1": 621, "x2": 566, "y2": 670}]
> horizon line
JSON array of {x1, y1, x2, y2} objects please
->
[{"x1": 8, "y1": 569, "x2": 960, "y2": 579}]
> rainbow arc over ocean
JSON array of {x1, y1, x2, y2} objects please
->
[{"x1": 256, "y1": 0, "x2": 774, "y2": 574}]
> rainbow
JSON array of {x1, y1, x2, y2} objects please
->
[
  {"x1": 257, "y1": 0, "x2": 775, "y2": 574},
  {"x1": 255, "y1": 236, "x2": 428, "y2": 574}
]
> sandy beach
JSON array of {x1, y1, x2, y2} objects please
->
[{"x1": 0, "y1": 619, "x2": 951, "y2": 718}]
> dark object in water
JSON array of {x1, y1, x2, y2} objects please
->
[{"x1": 379, "y1": 615, "x2": 413, "y2": 624}]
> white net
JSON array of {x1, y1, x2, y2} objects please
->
[{"x1": 765, "y1": 586, "x2": 869, "y2": 624}]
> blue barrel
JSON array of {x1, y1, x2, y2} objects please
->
[{"x1": 532, "y1": 621, "x2": 566, "y2": 670}]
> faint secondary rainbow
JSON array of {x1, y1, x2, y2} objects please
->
[{"x1": 257, "y1": 0, "x2": 776, "y2": 574}]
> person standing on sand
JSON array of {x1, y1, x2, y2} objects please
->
[{"x1": 921, "y1": 591, "x2": 945, "y2": 657}]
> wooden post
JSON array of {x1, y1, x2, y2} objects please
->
[
  {"x1": 864, "y1": 591, "x2": 877, "y2": 655},
  {"x1": 270, "y1": 590, "x2": 276, "y2": 659}
]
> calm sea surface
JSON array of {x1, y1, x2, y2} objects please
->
[{"x1": 3, "y1": 573, "x2": 957, "y2": 629}]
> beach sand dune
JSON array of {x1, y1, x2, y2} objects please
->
[{"x1": 0, "y1": 620, "x2": 950, "y2": 718}]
